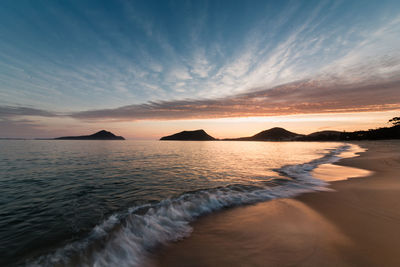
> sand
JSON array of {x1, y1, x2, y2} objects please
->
[{"x1": 154, "y1": 141, "x2": 400, "y2": 266}]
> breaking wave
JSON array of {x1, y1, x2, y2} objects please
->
[{"x1": 28, "y1": 144, "x2": 351, "y2": 267}]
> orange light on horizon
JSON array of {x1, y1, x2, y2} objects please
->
[{"x1": 115, "y1": 110, "x2": 399, "y2": 139}]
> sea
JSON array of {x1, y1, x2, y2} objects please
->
[{"x1": 0, "y1": 140, "x2": 362, "y2": 266}]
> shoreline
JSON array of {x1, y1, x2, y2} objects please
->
[
  {"x1": 154, "y1": 141, "x2": 400, "y2": 266},
  {"x1": 297, "y1": 140, "x2": 400, "y2": 266}
]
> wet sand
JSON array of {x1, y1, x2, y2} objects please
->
[{"x1": 155, "y1": 141, "x2": 400, "y2": 266}]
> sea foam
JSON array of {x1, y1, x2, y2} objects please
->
[{"x1": 29, "y1": 144, "x2": 351, "y2": 267}]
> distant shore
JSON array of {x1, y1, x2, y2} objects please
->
[
  {"x1": 160, "y1": 126, "x2": 400, "y2": 141},
  {"x1": 154, "y1": 141, "x2": 400, "y2": 266}
]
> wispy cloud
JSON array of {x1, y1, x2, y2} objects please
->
[
  {"x1": 71, "y1": 75, "x2": 400, "y2": 121},
  {"x1": 1, "y1": 0, "x2": 400, "y2": 138},
  {"x1": 0, "y1": 106, "x2": 58, "y2": 118},
  {"x1": 2, "y1": 64, "x2": 399, "y2": 123}
]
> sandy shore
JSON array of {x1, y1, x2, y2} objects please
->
[{"x1": 154, "y1": 141, "x2": 400, "y2": 266}]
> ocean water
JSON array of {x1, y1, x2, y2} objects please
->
[{"x1": 0, "y1": 140, "x2": 359, "y2": 266}]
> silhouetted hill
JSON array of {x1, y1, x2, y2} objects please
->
[
  {"x1": 297, "y1": 130, "x2": 342, "y2": 141},
  {"x1": 159, "y1": 125, "x2": 400, "y2": 142},
  {"x1": 55, "y1": 130, "x2": 125, "y2": 140},
  {"x1": 160, "y1": 130, "x2": 216, "y2": 141},
  {"x1": 225, "y1": 127, "x2": 303, "y2": 141}
]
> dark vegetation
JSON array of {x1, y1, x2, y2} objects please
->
[
  {"x1": 337, "y1": 117, "x2": 399, "y2": 140},
  {"x1": 338, "y1": 125, "x2": 400, "y2": 141}
]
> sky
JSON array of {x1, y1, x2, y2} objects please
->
[{"x1": 0, "y1": 0, "x2": 400, "y2": 139}]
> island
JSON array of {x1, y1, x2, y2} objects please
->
[
  {"x1": 55, "y1": 130, "x2": 125, "y2": 140},
  {"x1": 224, "y1": 127, "x2": 303, "y2": 141},
  {"x1": 296, "y1": 130, "x2": 342, "y2": 141},
  {"x1": 160, "y1": 129, "x2": 216, "y2": 141},
  {"x1": 161, "y1": 125, "x2": 400, "y2": 142}
]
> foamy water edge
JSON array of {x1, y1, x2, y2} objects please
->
[{"x1": 28, "y1": 144, "x2": 357, "y2": 267}]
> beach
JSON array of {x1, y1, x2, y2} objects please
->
[{"x1": 155, "y1": 141, "x2": 400, "y2": 266}]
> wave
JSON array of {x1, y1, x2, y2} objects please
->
[
  {"x1": 28, "y1": 144, "x2": 351, "y2": 267},
  {"x1": 275, "y1": 144, "x2": 351, "y2": 189}
]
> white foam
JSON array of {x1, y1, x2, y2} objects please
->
[
  {"x1": 276, "y1": 144, "x2": 351, "y2": 189},
  {"x1": 28, "y1": 144, "x2": 352, "y2": 267}
]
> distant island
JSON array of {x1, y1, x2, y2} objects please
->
[
  {"x1": 224, "y1": 127, "x2": 303, "y2": 141},
  {"x1": 296, "y1": 130, "x2": 342, "y2": 141},
  {"x1": 55, "y1": 130, "x2": 125, "y2": 140},
  {"x1": 160, "y1": 129, "x2": 216, "y2": 141},
  {"x1": 160, "y1": 125, "x2": 400, "y2": 141}
]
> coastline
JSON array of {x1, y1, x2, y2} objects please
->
[
  {"x1": 154, "y1": 140, "x2": 400, "y2": 266},
  {"x1": 298, "y1": 140, "x2": 400, "y2": 266}
]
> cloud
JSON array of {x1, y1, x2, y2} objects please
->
[
  {"x1": 0, "y1": 106, "x2": 57, "y2": 118},
  {"x1": 167, "y1": 67, "x2": 192, "y2": 82},
  {"x1": 0, "y1": 118, "x2": 47, "y2": 138},
  {"x1": 1, "y1": 1, "x2": 399, "y2": 113},
  {"x1": 2, "y1": 61, "x2": 400, "y2": 124},
  {"x1": 71, "y1": 76, "x2": 400, "y2": 121},
  {"x1": 2, "y1": 2, "x2": 400, "y2": 127}
]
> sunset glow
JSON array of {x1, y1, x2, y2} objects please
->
[
  {"x1": 0, "y1": 0, "x2": 399, "y2": 138},
  {"x1": 2, "y1": 1, "x2": 400, "y2": 265}
]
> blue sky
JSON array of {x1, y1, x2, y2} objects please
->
[{"x1": 0, "y1": 0, "x2": 400, "y2": 138}]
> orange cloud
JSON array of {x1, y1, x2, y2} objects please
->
[{"x1": 72, "y1": 77, "x2": 400, "y2": 121}]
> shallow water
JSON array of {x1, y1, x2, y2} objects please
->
[{"x1": 0, "y1": 140, "x2": 358, "y2": 266}]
